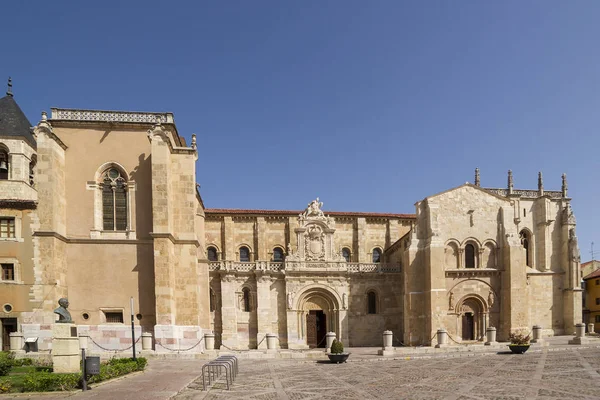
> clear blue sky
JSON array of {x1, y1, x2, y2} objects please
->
[{"x1": 2, "y1": 1, "x2": 600, "y2": 260}]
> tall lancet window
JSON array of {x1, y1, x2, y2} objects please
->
[
  {"x1": 101, "y1": 167, "x2": 128, "y2": 231},
  {"x1": 520, "y1": 230, "x2": 531, "y2": 267}
]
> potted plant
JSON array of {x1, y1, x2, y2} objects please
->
[
  {"x1": 327, "y1": 339, "x2": 350, "y2": 363},
  {"x1": 508, "y1": 330, "x2": 531, "y2": 354}
]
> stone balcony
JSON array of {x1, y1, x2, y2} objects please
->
[
  {"x1": 208, "y1": 261, "x2": 401, "y2": 274},
  {"x1": 0, "y1": 180, "x2": 37, "y2": 202}
]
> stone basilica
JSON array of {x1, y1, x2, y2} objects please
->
[{"x1": 0, "y1": 82, "x2": 582, "y2": 353}]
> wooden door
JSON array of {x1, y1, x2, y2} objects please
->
[
  {"x1": 462, "y1": 313, "x2": 474, "y2": 340},
  {"x1": 1, "y1": 318, "x2": 17, "y2": 351},
  {"x1": 306, "y1": 312, "x2": 318, "y2": 348},
  {"x1": 316, "y1": 311, "x2": 327, "y2": 348}
]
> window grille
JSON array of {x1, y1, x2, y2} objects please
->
[
  {"x1": 372, "y1": 248, "x2": 382, "y2": 263},
  {"x1": 0, "y1": 218, "x2": 15, "y2": 238},
  {"x1": 104, "y1": 311, "x2": 124, "y2": 323},
  {"x1": 342, "y1": 248, "x2": 351, "y2": 262},
  {"x1": 207, "y1": 247, "x2": 218, "y2": 261},
  {"x1": 239, "y1": 246, "x2": 250, "y2": 262},
  {"x1": 273, "y1": 247, "x2": 284, "y2": 262},
  {"x1": 1, "y1": 264, "x2": 14, "y2": 281}
]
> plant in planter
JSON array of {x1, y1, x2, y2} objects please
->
[
  {"x1": 508, "y1": 330, "x2": 531, "y2": 354},
  {"x1": 327, "y1": 339, "x2": 350, "y2": 363}
]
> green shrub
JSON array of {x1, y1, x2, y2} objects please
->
[
  {"x1": 12, "y1": 357, "x2": 33, "y2": 367},
  {"x1": 0, "y1": 378, "x2": 11, "y2": 393},
  {"x1": 22, "y1": 372, "x2": 79, "y2": 392},
  {"x1": 0, "y1": 352, "x2": 14, "y2": 376},
  {"x1": 135, "y1": 357, "x2": 147, "y2": 370},
  {"x1": 88, "y1": 357, "x2": 147, "y2": 384},
  {"x1": 330, "y1": 339, "x2": 344, "y2": 354}
]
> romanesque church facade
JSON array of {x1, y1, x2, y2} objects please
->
[{"x1": 0, "y1": 85, "x2": 582, "y2": 352}]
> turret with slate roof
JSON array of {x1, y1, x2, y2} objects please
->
[{"x1": 0, "y1": 77, "x2": 36, "y2": 148}]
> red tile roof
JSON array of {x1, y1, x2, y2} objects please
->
[
  {"x1": 204, "y1": 208, "x2": 416, "y2": 219},
  {"x1": 583, "y1": 268, "x2": 600, "y2": 280}
]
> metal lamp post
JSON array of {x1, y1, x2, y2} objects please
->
[{"x1": 130, "y1": 297, "x2": 137, "y2": 360}]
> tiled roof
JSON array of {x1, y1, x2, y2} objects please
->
[
  {"x1": 0, "y1": 94, "x2": 35, "y2": 148},
  {"x1": 204, "y1": 208, "x2": 416, "y2": 219},
  {"x1": 583, "y1": 268, "x2": 600, "y2": 280}
]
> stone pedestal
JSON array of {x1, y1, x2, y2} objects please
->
[
  {"x1": 325, "y1": 332, "x2": 336, "y2": 352},
  {"x1": 378, "y1": 330, "x2": 396, "y2": 356},
  {"x1": 266, "y1": 333, "x2": 278, "y2": 353},
  {"x1": 569, "y1": 323, "x2": 589, "y2": 345},
  {"x1": 9, "y1": 332, "x2": 24, "y2": 353},
  {"x1": 142, "y1": 332, "x2": 153, "y2": 351},
  {"x1": 484, "y1": 327, "x2": 497, "y2": 346},
  {"x1": 52, "y1": 324, "x2": 80, "y2": 373},
  {"x1": 531, "y1": 325, "x2": 543, "y2": 343},
  {"x1": 588, "y1": 323, "x2": 595, "y2": 335},
  {"x1": 204, "y1": 333, "x2": 215, "y2": 351},
  {"x1": 435, "y1": 329, "x2": 448, "y2": 348}
]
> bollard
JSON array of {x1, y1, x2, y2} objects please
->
[
  {"x1": 325, "y1": 332, "x2": 336, "y2": 351},
  {"x1": 569, "y1": 323, "x2": 589, "y2": 345},
  {"x1": 531, "y1": 325, "x2": 543, "y2": 343},
  {"x1": 9, "y1": 332, "x2": 23, "y2": 352},
  {"x1": 435, "y1": 328, "x2": 448, "y2": 348},
  {"x1": 378, "y1": 330, "x2": 395, "y2": 356},
  {"x1": 141, "y1": 332, "x2": 153, "y2": 351},
  {"x1": 484, "y1": 326, "x2": 497, "y2": 346},
  {"x1": 204, "y1": 333, "x2": 215, "y2": 351},
  {"x1": 588, "y1": 323, "x2": 595, "y2": 335},
  {"x1": 266, "y1": 333, "x2": 277, "y2": 352}
]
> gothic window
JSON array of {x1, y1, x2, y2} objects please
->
[
  {"x1": 342, "y1": 248, "x2": 351, "y2": 262},
  {"x1": 209, "y1": 288, "x2": 216, "y2": 312},
  {"x1": 519, "y1": 230, "x2": 531, "y2": 267},
  {"x1": 0, "y1": 147, "x2": 8, "y2": 180},
  {"x1": 372, "y1": 248, "x2": 382, "y2": 263},
  {"x1": 207, "y1": 247, "x2": 218, "y2": 261},
  {"x1": 367, "y1": 291, "x2": 377, "y2": 314},
  {"x1": 101, "y1": 167, "x2": 128, "y2": 231},
  {"x1": 273, "y1": 247, "x2": 284, "y2": 262},
  {"x1": 0, "y1": 218, "x2": 15, "y2": 238},
  {"x1": 242, "y1": 287, "x2": 251, "y2": 312},
  {"x1": 239, "y1": 246, "x2": 250, "y2": 262},
  {"x1": 465, "y1": 244, "x2": 476, "y2": 268}
]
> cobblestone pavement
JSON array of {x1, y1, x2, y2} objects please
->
[{"x1": 175, "y1": 347, "x2": 600, "y2": 400}]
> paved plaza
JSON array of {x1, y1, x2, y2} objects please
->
[{"x1": 176, "y1": 347, "x2": 600, "y2": 400}]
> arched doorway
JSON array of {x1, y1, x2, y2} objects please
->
[
  {"x1": 458, "y1": 296, "x2": 485, "y2": 341},
  {"x1": 295, "y1": 287, "x2": 341, "y2": 348}
]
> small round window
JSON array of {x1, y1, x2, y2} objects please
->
[
  {"x1": 3, "y1": 304, "x2": 13, "y2": 313},
  {"x1": 108, "y1": 168, "x2": 120, "y2": 179},
  {"x1": 82, "y1": 313, "x2": 90, "y2": 320}
]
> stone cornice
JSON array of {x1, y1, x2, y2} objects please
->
[
  {"x1": 32, "y1": 231, "x2": 153, "y2": 244},
  {"x1": 149, "y1": 232, "x2": 200, "y2": 247}
]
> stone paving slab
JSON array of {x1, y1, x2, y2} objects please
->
[{"x1": 175, "y1": 347, "x2": 600, "y2": 400}]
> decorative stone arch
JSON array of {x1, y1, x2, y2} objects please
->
[
  {"x1": 370, "y1": 246, "x2": 384, "y2": 263},
  {"x1": 461, "y1": 238, "x2": 481, "y2": 269},
  {"x1": 206, "y1": 244, "x2": 220, "y2": 261},
  {"x1": 290, "y1": 284, "x2": 347, "y2": 348},
  {"x1": 236, "y1": 243, "x2": 253, "y2": 262},
  {"x1": 270, "y1": 244, "x2": 286, "y2": 262},
  {"x1": 445, "y1": 240, "x2": 460, "y2": 269},
  {"x1": 87, "y1": 162, "x2": 136, "y2": 239},
  {"x1": 455, "y1": 294, "x2": 487, "y2": 341},
  {"x1": 519, "y1": 228, "x2": 534, "y2": 268},
  {"x1": 481, "y1": 239, "x2": 498, "y2": 269},
  {"x1": 0, "y1": 143, "x2": 10, "y2": 180}
]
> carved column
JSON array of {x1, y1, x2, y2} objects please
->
[{"x1": 255, "y1": 273, "x2": 272, "y2": 349}]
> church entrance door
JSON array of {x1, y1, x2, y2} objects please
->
[
  {"x1": 306, "y1": 310, "x2": 326, "y2": 348},
  {"x1": 1, "y1": 318, "x2": 17, "y2": 351},
  {"x1": 462, "y1": 313, "x2": 474, "y2": 340}
]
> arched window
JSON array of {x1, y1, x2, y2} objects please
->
[
  {"x1": 273, "y1": 247, "x2": 284, "y2": 262},
  {"x1": 465, "y1": 244, "x2": 475, "y2": 269},
  {"x1": 239, "y1": 246, "x2": 250, "y2": 262},
  {"x1": 242, "y1": 287, "x2": 251, "y2": 312},
  {"x1": 209, "y1": 288, "x2": 216, "y2": 312},
  {"x1": 520, "y1": 230, "x2": 531, "y2": 267},
  {"x1": 29, "y1": 155, "x2": 36, "y2": 187},
  {"x1": 372, "y1": 248, "x2": 382, "y2": 263},
  {"x1": 367, "y1": 291, "x2": 377, "y2": 314},
  {"x1": 0, "y1": 147, "x2": 8, "y2": 180},
  {"x1": 207, "y1": 247, "x2": 218, "y2": 261},
  {"x1": 101, "y1": 167, "x2": 128, "y2": 231},
  {"x1": 342, "y1": 248, "x2": 351, "y2": 262}
]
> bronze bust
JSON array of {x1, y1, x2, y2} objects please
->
[{"x1": 53, "y1": 298, "x2": 73, "y2": 323}]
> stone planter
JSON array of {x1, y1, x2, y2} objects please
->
[
  {"x1": 327, "y1": 353, "x2": 350, "y2": 363},
  {"x1": 508, "y1": 344, "x2": 530, "y2": 354}
]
